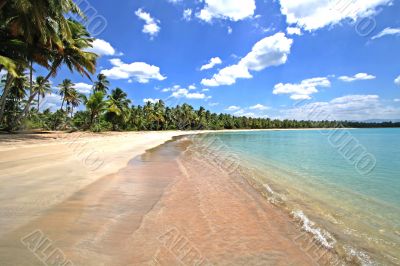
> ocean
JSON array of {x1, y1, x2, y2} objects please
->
[{"x1": 192, "y1": 128, "x2": 400, "y2": 265}]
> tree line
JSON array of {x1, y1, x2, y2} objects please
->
[
  {"x1": 1, "y1": 1, "x2": 399, "y2": 132},
  {"x1": 1, "y1": 73, "x2": 399, "y2": 132}
]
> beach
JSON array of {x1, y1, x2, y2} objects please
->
[{"x1": 0, "y1": 131, "x2": 336, "y2": 265}]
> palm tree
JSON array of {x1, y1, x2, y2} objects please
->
[
  {"x1": 0, "y1": 0, "x2": 85, "y2": 123},
  {"x1": 143, "y1": 101, "x2": 157, "y2": 130},
  {"x1": 105, "y1": 88, "x2": 131, "y2": 130},
  {"x1": 2, "y1": 67, "x2": 28, "y2": 129},
  {"x1": 58, "y1": 79, "x2": 75, "y2": 111},
  {"x1": 14, "y1": 19, "x2": 98, "y2": 126},
  {"x1": 86, "y1": 92, "x2": 107, "y2": 126},
  {"x1": 66, "y1": 89, "x2": 82, "y2": 117},
  {"x1": 33, "y1": 76, "x2": 51, "y2": 112},
  {"x1": 93, "y1": 73, "x2": 109, "y2": 94},
  {"x1": 154, "y1": 100, "x2": 166, "y2": 130}
]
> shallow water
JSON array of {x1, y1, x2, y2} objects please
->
[{"x1": 193, "y1": 129, "x2": 400, "y2": 265}]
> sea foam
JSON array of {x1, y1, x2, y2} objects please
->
[{"x1": 291, "y1": 210, "x2": 336, "y2": 250}]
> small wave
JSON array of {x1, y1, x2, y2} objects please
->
[
  {"x1": 262, "y1": 183, "x2": 287, "y2": 205},
  {"x1": 263, "y1": 184, "x2": 275, "y2": 195},
  {"x1": 291, "y1": 210, "x2": 336, "y2": 249},
  {"x1": 344, "y1": 245, "x2": 375, "y2": 266}
]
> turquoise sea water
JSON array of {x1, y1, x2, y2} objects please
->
[{"x1": 196, "y1": 129, "x2": 400, "y2": 265}]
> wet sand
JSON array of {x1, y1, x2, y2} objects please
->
[
  {"x1": 0, "y1": 135, "x2": 333, "y2": 265},
  {"x1": 0, "y1": 131, "x2": 192, "y2": 237}
]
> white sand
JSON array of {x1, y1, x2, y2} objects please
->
[{"x1": 0, "y1": 131, "x2": 192, "y2": 236}]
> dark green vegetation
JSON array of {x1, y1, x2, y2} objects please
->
[{"x1": 0, "y1": 1, "x2": 399, "y2": 132}]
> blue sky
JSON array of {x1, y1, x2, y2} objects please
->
[{"x1": 42, "y1": 0, "x2": 400, "y2": 120}]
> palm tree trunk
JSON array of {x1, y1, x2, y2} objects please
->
[
  {"x1": 0, "y1": 73, "x2": 14, "y2": 124},
  {"x1": 90, "y1": 112, "x2": 95, "y2": 127},
  {"x1": 60, "y1": 97, "x2": 65, "y2": 111},
  {"x1": 37, "y1": 94, "x2": 40, "y2": 112},
  {"x1": 29, "y1": 60, "x2": 33, "y2": 93},
  {"x1": 11, "y1": 91, "x2": 37, "y2": 129},
  {"x1": 11, "y1": 61, "x2": 62, "y2": 129}
]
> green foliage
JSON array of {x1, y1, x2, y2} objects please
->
[{"x1": 0, "y1": 0, "x2": 97, "y2": 129}]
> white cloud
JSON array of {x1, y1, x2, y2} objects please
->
[
  {"x1": 371, "y1": 27, "x2": 400, "y2": 40},
  {"x1": 162, "y1": 84, "x2": 195, "y2": 93},
  {"x1": 283, "y1": 95, "x2": 400, "y2": 120},
  {"x1": 183, "y1": 9, "x2": 193, "y2": 21},
  {"x1": 143, "y1": 98, "x2": 160, "y2": 104},
  {"x1": 86, "y1": 39, "x2": 115, "y2": 56},
  {"x1": 202, "y1": 33, "x2": 293, "y2": 87},
  {"x1": 395, "y1": 75, "x2": 400, "y2": 86},
  {"x1": 171, "y1": 88, "x2": 209, "y2": 100},
  {"x1": 338, "y1": 73, "x2": 376, "y2": 82},
  {"x1": 74, "y1": 82, "x2": 92, "y2": 94},
  {"x1": 249, "y1": 104, "x2": 269, "y2": 110},
  {"x1": 201, "y1": 64, "x2": 252, "y2": 87},
  {"x1": 40, "y1": 93, "x2": 63, "y2": 112},
  {"x1": 228, "y1": 26, "x2": 233, "y2": 34},
  {"x1": 209, "y1": 102, "x2": 219, "y2": 107},
  {"x1": 202, "y1": 88, "x2": 210, "y2": 92},
  {"x1": 279, "y1": 0, "x2": 392, "y2": 31},
  {"x1": 101, "y1": 58, "x2": 166, "y2": 83},
  {"x1": 286, "y1": 27, "x2": 302, "y2": 35},
  {"x1": 394, "y1": 99, "x2": 400, "y2": 102},
  {"x1": 167, "y1": 0, "x2": 181, "y2": 3},
  {"x1": 273, "y1": 77, "x2": 331, "y2": 100},
  {"x1": 197, "y1": 0, "x2": 256, "y2": 22},
  {"x1": 233, "y1": 109, "x2": 256, "y2": 117},
  {"x1": 225, "y1": 105, "x2": 241, "y2": 111},
  {"x1": 200, "y1": 57, "x2": 222, "y2": 71},
  {"x1": 135, "y1": 8, "x2": 160, "y2": 38}
]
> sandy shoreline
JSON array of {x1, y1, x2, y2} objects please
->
[
  {"x1": 0, "y1": 130, "x2": 339, "y2": 265},
  {"x1": 0, "y1": 131, "x2": 195, "y2": 237}
]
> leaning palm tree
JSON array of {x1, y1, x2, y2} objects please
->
[
  {"x1": 14, "y1": 19, "x2": 98, "y2": 126},
  {"x1": 0, "y1": 0, "x2": 85, "y2": 123},
  {"x1": 58, "y1": 79, "x2": 75, "y2": 111},
  {"x1": 33, "y1": 76, "x2": 51, "y2": 112},
  {"x1": 93, "y1": 73, "x2": 109, "y2": 94}
]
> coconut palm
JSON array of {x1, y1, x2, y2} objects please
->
[
  {"x1": 2, "y1": 67, "x2": 28, "y2": 129},
  {"x1": 154, "y1": 100, "x2": 166, "y2": 130},
  {"x1": 86, "y1": 92, "x2": 107, "y2": 126},
  {"x1": 105, "y1": 88, "x2": 131, "y2": 130},
  {"x1": 14, "y1": 19, "x2": 98, "y2": 126},
  {"x1": 33, "y1": 76, "x2": 51, "y2": 112},
  {"x1": 0, "y1": 0, "x2": 85, "y2": 123},
  {"x1": 93, "y1": 73, "x2": 110, "y2": 94},
  {"x1": 66, "y1": 89, "x2": 82, "y2": 117},
  {"x1": 58, "y1": 79, "x2": 75, "y2": 111}
]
